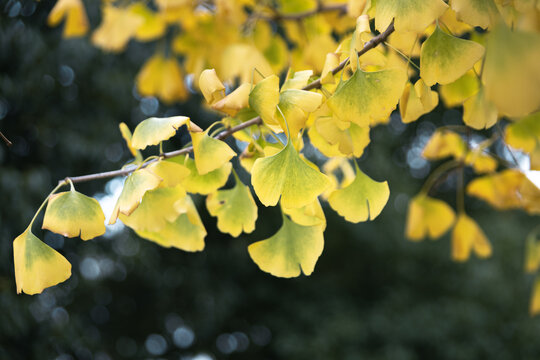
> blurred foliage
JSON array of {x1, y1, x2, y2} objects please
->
[{"x1": 1, "y1": 1, "x2": 540, "y2": 360}]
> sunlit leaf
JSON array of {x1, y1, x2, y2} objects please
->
[
  {"x1": 47, "y1": 0, "x2": 89, "y2": 38},
  {"x1": 42, "y1": 188, "x2": 106, "y2": 240},
  {"x1": 451, "y1": 213, "x2": 492, "y2": 262},
  {"x1": 406, "y1": 194, "x2": 456, "y2": 241},
  {"x1": 327, "y1": 68, "x2": 407, "y2": 127},
  {"x1": 212, "y1": 83, "x2": 251, "y2": 116},
  {"x1": 248, "y1": 214, "x2": 324, "y2": 278},
  {"x1": 119, "y1": 122, "x2": 142, "y2": 161},
  {"x1": 462, "y1": 87, "x2": 498, "y2": 130},
  {"x1": 130, "y1": 2, "x2": 166, "y2": 41},
  {"x1": 439, "y1": 71, "x2": 479, "y2": 108},
  {"x1": 276, "y1": 89, "x2": 323, "y2": 135},
  {"x1": 281, "y1": 70, "x2": 314, "y2": 91},
  {"x1": 146, "y1": 160, "x2": 191, "y2": 188},
  {"x1": 13, "y1": 229, "x2": 71, "y2": 295},
  {"x1": 131, "y1": 116, "x2": 191, "y2": 150},
  {"x1": 191, "y1": 129, "x2": 236, "y2": 175},
  {"x1": 466, "y1": 169, "x2": 525, "y2": 210},
  {"x1": 91, "y1": 5, "x2": 143, "y2": 52},
  {"x1": 220, "y1": 44, "x2": 273, "y2": 84},
  {"x1": 249, "y1": 75, "x2": 280, "y2": 126},
  {"x1": 400, "y1": 81, "x2": 439, "y2": 123},
  {"x1": 199, "y1": 69, "x2": 225, "y2": 105},
  {"x1": 375, "y1": 0, "x2": 448, "y2": 33},
  {"x1": 465, "y1": 150, "x2": 498, "y2": 174},
  {"x1": 422, "y1": 130, "x2": 467, "y2": 160},
  {"x1": 282, "y1": 199, "x2": 326, "y2": 229},
  {"x1": 176, "y1": 157, "x2": 232, "y2": 195},
  {"x1": 450, "y1": 0, "x2": 499, "y2": 29},
  {"x1": 505, "y1": 112, "x2": 540, "y2": 154},
  {"x1": 206, "y1": 174, "x2": 258, "y2": 237},
  {"x1": 251, "y1": 140, "x2": 330, "y2": 208},
  {"x1": 328, "y1": 165, "x2": 390, "y2": 223},
  {"x1": 136, "y1": 54, "x2": 188, "y2": 104}
]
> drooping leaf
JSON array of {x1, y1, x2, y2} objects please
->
[
  {"x1": 328, "y1": 165, "x2": 390, "y2": 223},
  {"x1": 276, "y1": 89, "x2": 323, "y2": 135},
  {"x1": 212, "y1": 83, "x2": 251, "y2": 116},
  {"x1": 42, "y1": 189, "x2": 106, "y2": 240},
  {"x1": 146, "y1": 160, "x2": 191, "y2": 188},
  {"x1": 176, "y1": 157, "x2": 232, "y2": 195},
  {"x1": 206, "y1": 175, "x2": 258, "y2": 237},
  {"x1": 420, "y1": 26, "x2": 485, "y2": 86},
  {"x1": 130, "y1": 2, "x2": 166, "y2": 41},
  {"x1": 375, "y1": 0, "x2": 448, "y2": 33},
  {"x1": 464, "y1": 150, "x2": 498, "y2": 174},
  {"x1": 282, "y1": 199, "x2": 326, "y2": 229},
  {"x1": 91, "y1": 5, "x2": 143, "y2": 52},
  {"x1": 462, "y1": 87, "x2": 498, "y2": 130},
  {"x1": 466, "y1": 169, "x2": 525, "y2": 210},
  {"x1": 505, "y1": 112, "x2": 540, "y2": 154},
  {"x1": 109, "y1": 169, "x2": 162, "y2": 224},
  {"x1": 281, "y1": 70, "x2": 313, "y2": 90},
  {"x1": 400, "y1": 81, "x2": 439, "y2": 123},
  {"x1": 422, "y1": 130, "x2": 467, "y2": 160},
  {"x1": 248, "y1": 214, "x2": 324, "y2": 278},
  {"x1": 199, "y1": 69, "x2": 225, "y2": 105},
  {"x1": 131, "y1": 116, "x2": 191, "y2": 150},
  {"x1": 327, "y1": 68, "x2": 407, "y2": 127},
  {"x1": 248, "y1": 75, "x2": 280, "y2": 126},
  {"x1": 47, "y1": 0, "x2": 89, "y2": 38},
  {"x1": 119, "y1": 122, "x2": 142, "y2": 160},
  {"x1": 450, "y1": 0, "x2": 499, "y2": 29},
  {"x1": 451, "y1": 213, "x2": 492, "y2": 262},
  {"x1": 136, "y1": 54, "x2": 188, "y2": 104},
  {"x1": 525, "y1": 230, "x2": 540, "y2": 273},
  {"x1": 406, "y1": 194, "x2": 456, "y2": 241},
  {"x1": 13, "y1": 229, "x2": 71, "y2": 295},
  {"x1": 251, "y1": 141, "x2": 330, "y2": 208},
  {"x1": 191, "y1": 129, "x2": 236, "y2": 175}
]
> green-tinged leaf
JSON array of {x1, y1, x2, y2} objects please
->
[
  {"x1": 276, "y1": 89, "x2": 323, "y2": 135},
  {"x1": 173, "y1": 157, "x2": 231, "y2": 195},
  {"x1": 131, "y1": 116, "x2": 191, "y2": 150},
  {"x1": 462, "y1": 87, "x2": 498, "y2": 129},
  {"x1": 249, "y1": 75, "x2": 280, "y2": 125},
  {"x1": 525, "y1": 230, "x2": 540, "y2": 273},
  {"x1": 281, "y1": 70, "x2": 313, "y2": 90},
  {"x1": 439, "y1": 71, "x2": 479, "y2": 107},
  {"x1": 109, "y1": 169, "x2": 162, "y2": 224},
  {"x1": 248, "y1": 214, "x2": 324, "y2": 278},
  {"x1": 251, "y1": 141, "x2": 330, "y2": 208},
  {"x1": 206, "y1": 175, "x2": 258, "y2": 237},
  {"x1": 42, "y1": 189, "x2": 106, "y2": 240},
  {"x1": 327, "y1": 68, "x2": 407, "y2": 127},
  {"x1": 119, "y1": 185, "x2": 186, "y2": 232},
  {"x1": 421, "y1": 26, "x2": 485, "y2": 86},
  {"x1": 375, "y1": 0, "x2": 448, "y2": 32},
  {"x1": 146, "y1": 160, "x2": 190, "y2": 188},
  {"x1": 314, "y1": 117, "x2": 371, "y2": 158},
  {"x1": 328, "y1": 165, "x2": 390, "y2": 223},
  {"x1": 191, "y1": 129, "x2": 236, "y2": 175},
  {"x1": 283, "y1": 199, "x2": 326, "y2": 229},
  {"x1": 450, "y1": 0, "x2": 499, "y2": 29},
  {"x1": 505, "y1": 112, "x2": 540, "y2": 154},
  {"x1": 406, "y1": 194, "x2": 456, "y2": 241},
  {"x1": 13, "y1": 229, "x2": 71, "y2": 295}
]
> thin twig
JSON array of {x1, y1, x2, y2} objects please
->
[
  {"x1": 0, "y1": 130, "x2": 12, "y2": 147},
  {"x1": 63, "y1": 22, "x2": 396, "y2": 185}
]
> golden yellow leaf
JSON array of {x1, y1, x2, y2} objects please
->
[
  {"x1": 130, "y1": 2, "x2": 166, "y2": 41},
  {"x1": 146, "y1": 160, "x2": 191, "y2": 188},
  {"x1": 422, "y1": 130, "x2": 467, "y2": 160},
  {"x1": 531, "y1": 276, "x2": 540, "y2": 316},
  {"x1": 400, "y1": 81, "x2": 439, "y2": 123},
  {"x1": 136, "y1": 54, "x2": 188, "y2": 104},
  {"x1": 248, "y1": 75, "x2": 280, "y2": 126},
  {"x1": 212, "y1": 83, "x2": 251, "y2": 116},
  {"x1": 505, "y1": 112, "x2": 540, "y2": 154},
  {"x1": 439, "y1": 71, "x2": 479, "y2": 108},
  {"x1": 375, "y1": 0, "x2": 448, "y2": 33},
  {"x1": 191, "y1": 129, "x2": 236, "y2": 175},
  {"x1": 462, "y1": 87, "x2": 498, "y2": 130},
  {"x1": 451, "y1": 213, "x2": 492, "y2": 262},
  {"x1": 406, "y1": 194, "x2": 456, "y2": 241},
  {"x1": 47, "y1": 0, "x2": 89, "y2": 38},
  {"x1": 466, "y1": 169, "x2": 525, "y2": 210},
  {"x1": 450, "y1": 0, "x2": 499, "y2": 29},
  {"x1": 91, "y1": 5, "x2": 143, "y2": 52},
  {"x1": 131, "y1": 116, "x2": 190, "y2": 150},
  {"x1": 177, "y1": 157, "x2": 232, "y2": 195},
  {"x1": 199, "y1": 69, "x2": 226, "y2": 105}
]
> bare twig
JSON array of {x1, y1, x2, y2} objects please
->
[
  {"x1": 0, "y1": 130, "x2": 12, "y2": 147},
  {"x1": 63, "y1": 21, "x2": 396, "y2": 185}
]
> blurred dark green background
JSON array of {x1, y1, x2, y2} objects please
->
[{"x1": 1, "y1": 1, "x2": 540, "y2": 359}]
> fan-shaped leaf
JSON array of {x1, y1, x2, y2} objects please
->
[
  {"x1": 462, "y1": 87, "x2": 498, "y2": 130},
  {"x1": 248, "y1": 75, "x2": 280, "y2": 125},
  {"x1": 131, "y1": 116, "x2": 191, "y2": 150},
  {"x1": 176, "y1": 157, "x2": 231, "y2": 195},
  {"x1": 406, "y1": 195, "x2": 456, "y2": 241},
  {"x1": 191, "y1": 129, "x2": 236, "y2": 175},
  {"x1": 451, "y1": 213, "x2": 492, "y2": 262},
  {"x1": 375, "y1": 0, "x2": 448, "y2": 33}
]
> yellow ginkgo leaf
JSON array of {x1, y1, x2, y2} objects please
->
[
  {"x1": 177, "y1": 157, "x2": 232, "y2": 195},
  {"x1": 463, "y1": 87, "x2": 498, "y2": 130},
  {"x1": 248, "y1": 214, "x2": 324, "y2": 278},
  {"x1": 131, "y1": 116, "x2": 190, "y2": 150},
  {"x1": 406, "y1": 194, "x2": 456, "y2": 241},
  {"x1": 482, "y1": 23, "x2": 540, "y2": 117},
  {"x1": 109, "y1": 169, "x2": 162, "y2": 224},
  {"x1": 282, "y1": 199, "x2": 326, "y2": 229},
  {"x1": 206, "y1": 174, "x2": 258, "y2": 237},
  {"x1": 314, "y1": 117, "x2": 371, "y2": 158},
  {"x1": 91, "y1": 5, "x2": 143, "y2": 52},
  {"x1": 422, "y1": 130, "x2": 467, "y2": 160},
  {"x1": 375, "y1": 0, "x2": 448, "y2": 33},
  {"x1": 220, "y1": 44, "x2": 273, "y2": 84},
  {"x1": 129, "y1": 2, "x2": 166, "y2": 41},
  {"x1": 135, "y1": 195, "x2": 206, "y2": 252},
  {"x1": 249, "y1": 75, "x2": 280, "y2": 126},
  {"x1": 464, "y1": 150, "x2": 498, "y2": 174},
  {"x1": 327, "y1": 68, "x2": 407, "y2": 127},
  {"x1": 191, "y1": 129, "x2": 236, "y2": 175},
  {"x1": 328, "y1": 165, "x2": 390, "y2": 223},
  {"x1": 119, "y1": 185, "x2": 186, "y2": 232},
  {"x1": 281, "y1": 70, "x2": 313, "y2": 91},
  {"x1": 136, "y1": 54, "x2": 188, "y2": 104},
  {"x1": 531, "y1": 276, "x2": 540, "y2": 316},
  {"x1": 146, "y1": 160, "x2": 190, "y2": 188},
  {"x1": 199, "y1": 69, "x2": 225, "y2": 105},
  {"x1": 307, "y1": 125, "x2": 345, "y2": 157},
  {"x1": 451, "y1": 213, "x2": 492, "y2": 262},
  {"x1": 525, "y1": 230, "x2": 540, "y2": 273},
  {"x1": 119, "y1": 122, "x2": 142, "y2": 161},
  {"x1": 466, "y1": 169, "x2": 525, "y2": 210},
  {"x1": 275, "y1": 89, "x2": 323, "y2": 135},
  {"x1": 420, "y1": 26, "x2": 485, "y2": 86},
  {"x1": 320, "y1": 53, "x2": 340, "y2": 84},
  {"x1": 42, "y1": 188, "x2": 106, "y2": 240},
  {"x1": 13, "y1": 229, "x2": 71, "y2": 295},
  {"x1": 47, "y1": 0, "x2": 89, "y2": 38},
  {"x1": 439, "y1": 71, "x2": 479, "y2": 108},
  {"x1": 400, "y1": 81, "x2": 439, "y2": 123},
  {"x1": 505, "y1": 112, "x2": 540, "y2": 154},
  {"x1": 212, "y1": 83, "x2": 251, "y2": 116},
  {"x1": 450, "y1": 0, "x2": 499, "y2": 29},
  {"x1": 251, "y1": 140, "x2": 330, "y2": 208}
]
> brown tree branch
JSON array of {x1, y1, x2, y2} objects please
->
[
  {"x1": 63, "y1": 21, "x2": 396, "y2": 185},
  {"x1": 0, "y1": 130, "x2": 12, "y2": 147}
]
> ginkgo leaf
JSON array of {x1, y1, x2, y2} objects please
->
[
  {"x1": 177, "y1": 157, "x2": 232, "y2": 195},
  {"x1": 206, "y1": 174, "x2": 258, "y2": 237},
  {"x1": 220, "y1": 44, "x2": 273, "y2": 84},
  {"x1": 328, "y1": 165, "x2": 390, "y2": 223},
  {"x1": 119, "y1": 185, "x2": 186, "y2": 232},
  {"x1": 91, "y1": 5, "x2": 143, "y2": 52},
  {"x1": 314, "y1": 117, "x2": 371, "y2": 158},
  {"x1": 525, "y1": 231, "x2": 540, "y2": 273},
  {"x1": 439, "y1": 71, "x2": 479, "y2": 108},
  {"x1": 276, "y1": 89, "x2": 323, "y2": 135},
  {"x1": 281, "y1": 70, "x2": 313, "y2": 90},
  {"x1": 464, "y1": 150, "x2": 498, "y2": 174},
  {"x1": 450, "y1": 0, "x2": 499, "y2": 29},
  {"x1": 466, "y1": 169, "x2": 525, "y2": 210},
  {"x1": 320, "y1": 53, "x2": 340, "y2": 84},
  {"x1": 199, "y1": 69, "x2": 225, "y2": 105},
  {"x1": 42, "y1": 189, "x2": 106, "y2": 240},
  {"x1": 400, "y1": 82, "x2": 439, "y2": 123},
  {"x1": 420, "y1": 26, "x2": 485, "y2": 86},
  {"x1": 191, "y1": 129, "x2": 236, "y2": 175},
  {"x1": 375, "y1": 0, "x2": 448, "y2": 33},
  {"x1": 131, "y1": 116, "x2": 191, "y2": 150},
  {"x1": 406, "y1": 194, "x2": 456, "y2": 241},
  {"x1": 13, "y1": 229, "x2": 71, "y2": 295},
  {"x1": 109, "y1": 169, "x2": 162, "y2": 224},
  {"x1": 531, "y1": 276, "x2": 540, "y2": 316},
  {"x1": 212, "y1": 83, "x2": 251, "y2": 116},
  {"x1": 135, "y1": 195, "x2": 206, "y2": 252},
  {"x1": 482, "y1": 23, "x2": 540, "y2": 117},
  {"x1": 119, "y1": 122, "x2": 142, "y2": 160},
  {"x1": 451, "y1": 213, "x2": 492, "y2": 262},
  {"x1": 146, "y1": 160, "x2": 190, "y2": 188},
  {"x1": 249, "y1": 75, "x2": 280, "y2": 126},
  {"x1": 130, "y1": 2, "x2": 166, "y2": 41},
  {"x1": 282, "y1": 199, "x2": 326, "y2": 229},
  {"x1": 462, "y1": 87, "x2": 498, "y2": 130},
  {"x1": 251, "y1": 140, "x2": 330, "y2": 208},
  {"x1": 47, "y1": 0, "x2": 89, "y2": 38},
  {"x1": 505, "y1": 112, "x2": 540, "y2": 154},
  {"x1": 136, "y1": 54, "x2": 188, "y2": 104},
  {"x1": 422, "y1": 130, "x2": 467, "y2": 160},
  {"x1": 327, "y1": 68, "x2": 407, "y2": 127},
  {"x1": 248, "y1": 214, "x2": 324, "y2": 278}
]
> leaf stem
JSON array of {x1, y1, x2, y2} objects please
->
[
  {"x1": 420, "y1": 160, "x2": 461, "y2": 195},
  {"x1": 27, "y1": 181, "x2": 68, "y2": 231}
]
